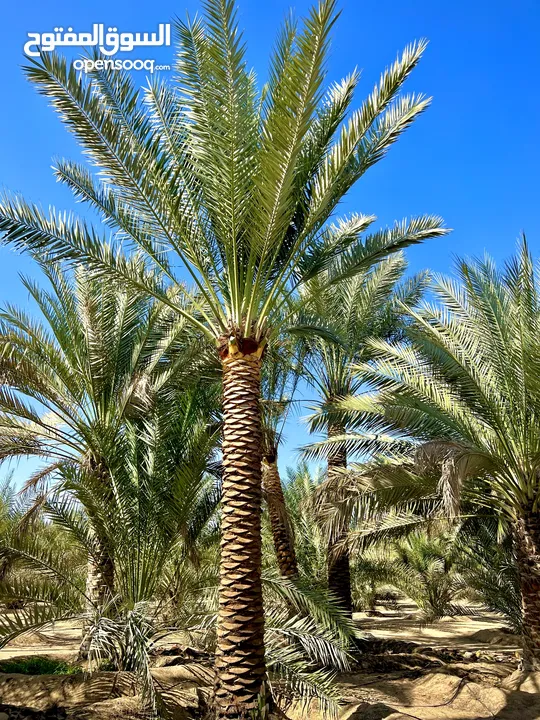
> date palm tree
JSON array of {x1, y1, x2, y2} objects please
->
[
  {"x1": 302, "y1": 254, "x2": 428, "y2": 613},
  {"x1": 0, "y1": 387, "x2": 221, "y2": 717},
  {"x1": 0, "y1": 0, "x2": 447, "y2": 713},
  {"x1": 281, "y1": 463, "x2": 329, "y2": 584},
  {"x1": 0, "y1": 262, "x2": 207, "y2": 614},
  {"x1": 261, "y1": 339, "x2": 305, "y2": 579},
  {"x1": 337, "y1": 239, "x2": 540, "y2": 667}
]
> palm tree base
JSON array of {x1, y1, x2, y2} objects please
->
[{"x1": 514, "y1": 509, "x2": 540, "y2": 667}]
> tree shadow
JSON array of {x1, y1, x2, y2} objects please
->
[
  {"x1": 341, "y1": 701, "x2": 403, "y2": 720},
  {"x1": 472, "y1": 672, "x2": 540, "y2": 719},
  {"x1": 344, "y1": 671, "x2": 540, "y2": 720}
]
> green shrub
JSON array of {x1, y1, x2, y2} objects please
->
[{"x1": 0, "y1": 655, "x2": 81, "y2": 675}]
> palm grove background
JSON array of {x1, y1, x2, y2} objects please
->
[{"x1": 0, "y1": 1, "x2": 538, "y2": 719}]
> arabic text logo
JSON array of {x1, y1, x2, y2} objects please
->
[{"x1": 24, "y1": 24, "x2": 171, "y2": 57}]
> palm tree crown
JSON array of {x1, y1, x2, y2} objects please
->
[
  {"x1": 0, "y1": 262, "x2": 199, "y2": 483},
  {"x1": 0, "y1": 0, "x2": 445, "y2": 348},
  {"x1": 304, "y1": 253, "x2": 429, "y2": 410}
]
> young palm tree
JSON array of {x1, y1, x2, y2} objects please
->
[
  {"x1": 282, "y1": 463, "x2": 329, "y2": 585},
  {"x1": 387, "y1": 530, "x2": 468, "y2": 622},
  {"x1": 302, "y1": 254, "x2": 429, "y2": 613},
  {"x1": 0, "y1": 1, "x2": 447, "y2": 713},
  {"x1": 0, "y1": 262, "x2": 206, "y2": 614},
  {"x1": 337, "y1": 239, "x2": 540, "y2": 667},
  {"x1": 0, "y1": 390, "x2": 221, "y2": 716}
]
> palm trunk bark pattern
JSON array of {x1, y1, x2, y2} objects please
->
[
  {"x1": 514, "y1": 505, "x2": 540, "y2": 668},
  {"x1": 85, "y1": 460, "x2": 115, "y2": 612},
  {"x1": 327, "y1": 421, "x2": 353, "y2": 615},
  {"x1": 262, "y1": 454, "x2": 298, "y2": 578},
  {"x1": 215, "y1": 345, "x2": 268, "y2": 718},
  {"x1": 85, "y1": 540, "x2": 115, "y2": 611},
  {"x1": 80, "y1": 535, "x2": 114, "y2": 658}
]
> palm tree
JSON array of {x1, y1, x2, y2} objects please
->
[
  {"x1": 261, "y1": 340, "x2": 305, "y2": 578},
  {"x1": 281, "y1": 463, "x2": 329, "y2": 585},
  {"x1": 0, "y1": 472, "x2": 86, "y2": 607},
  {"x1": 1, "y1": 407, "x2": 355, "y2": 719},
  {"x1": 337, "y1": 239, "x2": 540, "y2": 667},
  {"x1": 302, "y1": 254, "x2": 428, "y2": 613},
  {"x1": 0, "y1": 389, "x2": 222, "y2": 716},
  {"x1": 0, "y1": 262, "x2": 207, "y2": 615},
  {"x1": 0, "y1": 0, "x2": 447, "y2": 712},
  {"x1": 387, "y1": 529, "x2": 468, "y2": 622}
]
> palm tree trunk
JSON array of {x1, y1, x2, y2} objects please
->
[
  {"x1": 262, "y1": 452, "x2": 298, "y2": 578},
  {"x1": 327, "y1": 421, "x2": 353, "y2": 615},
  {"x1": 85, "y1": 539, "x2": 115, "y2": 611},
  {"x1": 214, "y1": 345, "x2": 268, "y2": 719},
  {"x1": 85, "y1": 461, "x2": 115, "y2": 611},
  {"x1": 79, "y1": 534, "x2": 114, "y2": 659},
  {"x1": 513, "y1": 505, "x2": 540, "y2": 668}
]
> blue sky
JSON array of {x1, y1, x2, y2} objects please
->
[{"x1": 0, "y1": 0, "x2": 539, "y2": 480}]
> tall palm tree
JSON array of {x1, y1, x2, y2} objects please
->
[
  {"x1": 302, "y1": 254, "x2": 428, "y2": 613},
  {"x1": 337, "y1": 239, "x2": 540, "y2": 667},
  {"x1": 0, "y1": 1, "x2": 447, "y2": 713},
  {"x1": 0, "y1": 262, "x2": 206, "y2": 613}
]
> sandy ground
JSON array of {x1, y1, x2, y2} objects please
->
[
  {"x1": 332, "y1": 603, "x2": 535, "y2": 720},
  {"x1": 0, "y1": 623, "x2": 85, "y2": 662},
  {"x1": 0, "y1": 603, "x2": 519, "y2": 660},
  {"x1": 354, "y1": 602, "x2": 522, "y2": 650},
  {"x1": 0, "y1": 604, "x2": 538, "y2": 719}
]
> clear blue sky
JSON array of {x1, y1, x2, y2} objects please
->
[{"x1": 0, "y1": 0, "x2": 539, "y2": 480}]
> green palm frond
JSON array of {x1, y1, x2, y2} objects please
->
[
  {"x1": 457, "y1": 518, "x2": 522, "y2": 632},
  {"x1": 266, "y1": 610, "x2": 342, "y2": 718},
  {"x1": 0, "y1": 0, "x2": 446, "y2": 345},
  {"x1": 336, "y1": 237, "x2": 540, "y2": 518}
]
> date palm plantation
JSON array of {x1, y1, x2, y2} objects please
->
[
  {"x1": 337, "y1": 240, "x2": 540, "y2": 668},
  {"x1": 0, "y1": 0, "x2": 448, "y2": 715}
]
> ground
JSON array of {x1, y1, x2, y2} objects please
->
[{"x1": 0, "y1": 603, "x2": 538, "y2": 719}]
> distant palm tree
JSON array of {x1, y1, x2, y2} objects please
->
[
  {"x1": 0, "y1": 262, "x2": 207, "y2": 613},
  {"x1": 338, "y1": 240, "x2": 540, "y2": 667},
  {"x1": 282, "y1": 463, "x2": 329, "y2": 584},
  {"x1": 261, "y1": 339, "x2": 305, "y2": 579},
  {"x1": 0, "y1": 0, "x2": 447, "y2": 713},
  {"x1": 302, "y1": 254, "x2": 428, "y2": 613},
  {"x1": 387, "y1": 530, "x2": 468, "y2": 622}
]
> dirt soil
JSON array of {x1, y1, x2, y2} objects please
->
[
  {"x1": 0, "y1": 604, "x2": 537, "y2": 719},
  {"x1": 330, "y1": 603, "x2": 536, "y2": 720}
]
